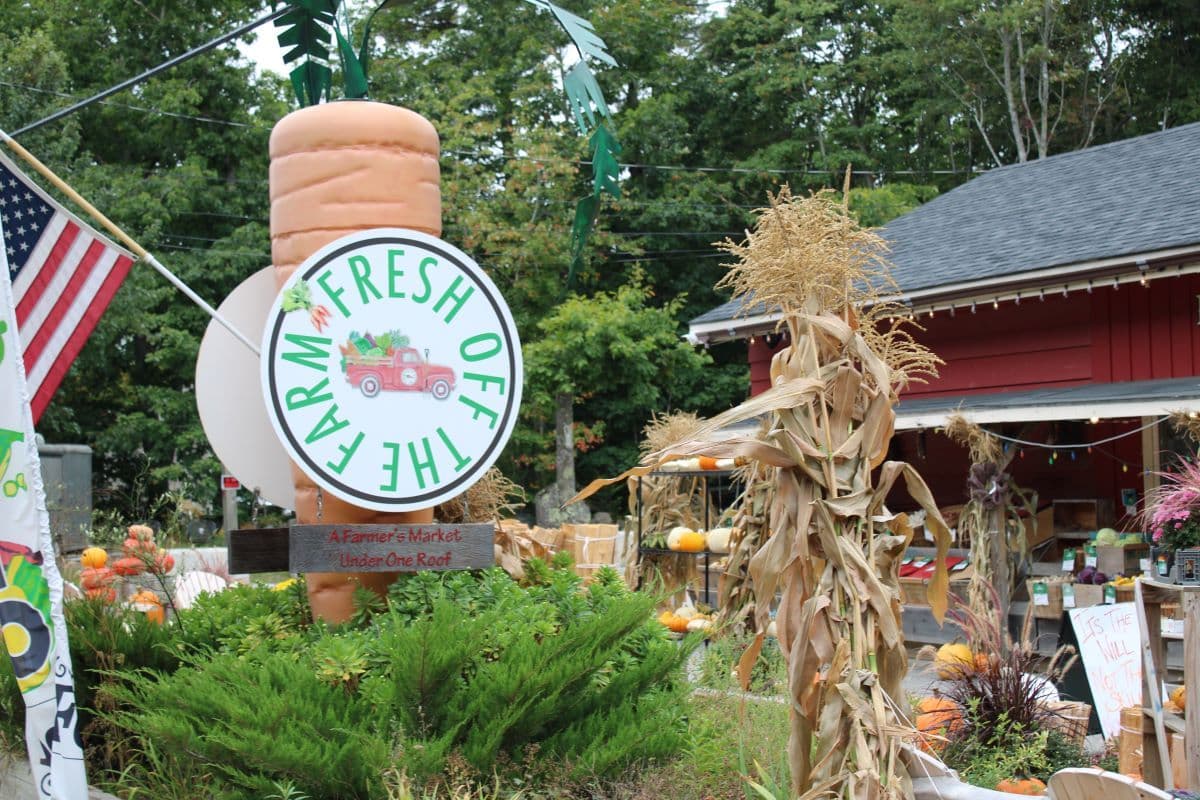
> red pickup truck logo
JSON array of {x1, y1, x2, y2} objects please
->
[{"x1": 341, "y1": 338, "x2": 456, "y2": 400}]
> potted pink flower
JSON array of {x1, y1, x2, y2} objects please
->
[{"x1": 1138, "y1": 460, "x2": 1200, "y2": 582}]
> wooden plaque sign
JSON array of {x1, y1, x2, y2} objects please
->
[{"x1": 288, "y1": 523, "x2": 495, "y2": 573}]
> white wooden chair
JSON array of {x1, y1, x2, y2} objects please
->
[{"x1": 1048, "y1": 768, "x2": 1173, "y2": 800}]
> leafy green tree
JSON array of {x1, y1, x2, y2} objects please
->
[
  {"x1": 519, "y1": 273, "x2": 742, "y2": 514},
  {"x1": 1, "y1": 2, "x2": 285, "y2": 517}
]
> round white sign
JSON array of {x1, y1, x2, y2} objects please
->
[{"x1": 261, "y1": 229, "x2": 523, "y2": 511}]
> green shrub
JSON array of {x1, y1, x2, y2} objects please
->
[{"x1": 106, "y1": 564, "x2": 694, "y2": 798}]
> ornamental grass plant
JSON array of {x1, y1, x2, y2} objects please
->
[{"x1": 1139, "y1": 458, "x2": 1200, "y2": 550}]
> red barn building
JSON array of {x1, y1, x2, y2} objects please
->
[{"x1": 687, "y1": 122, "x2": 1200, "y2": 534}]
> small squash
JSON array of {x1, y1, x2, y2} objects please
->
[
  {"x1": 80, "y1": 547, "x2": 107, "y2": 569},
  {"x1": 666, "y1": 614, "x2": 690, "y2": 634},
  {"x1": 666, "y1": 526, "x2": 694, "y2": 551},
  {"x1": 675, "y1": 531, "x2": 707, "y2": 553},
  {"x1": 85, "y1": 587, "x2": 117, "y2": 603},
  {"x1": 995, "y1": 777, "x2": 1045, "y2": 795},
  {"x1": 934, "y1": 642, "x2": 973, "y2": 679},
  {"x1": 80, "y1": 567, "x2": 116, "y2": 591},
  {"x1": 1170, "y1": 685, "x2": 1186, "y2": 711},
  {"x1": 112, "y1": 556, "x2": 145, "y2": 576},
  {"x1": 915, "y1": 697, "x2": 961, "y2": 734},
  {"x1": 130, "y1": 590, "x2": 165, "y2": 624},
  {"x1": 705, "y1": 527, "x2": 733, "y2": 554}
]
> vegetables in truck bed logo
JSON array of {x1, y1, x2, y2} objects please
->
[
  {"x1": 339, "y1": 331, "x2": 456, "y2": 400},
  {"x1": 261, "y1": 229, "x2": 523, "y2": 512}
]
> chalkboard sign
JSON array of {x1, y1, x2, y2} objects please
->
[{"x1": 1067, "y1": 603, "x2": 1142, "y2": 739}]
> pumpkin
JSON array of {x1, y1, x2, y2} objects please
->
[
  {"x1": 80, "y1": 547, "x2": 107, "y2": 569},
  {"x1": 974, "y1": 653, "x2": 991, "y2": 673},
  {"x1": 130, "y1": 590, "x2": 165, "y2": 624},
  {"x1": 80, "y1": 567, "x2": 116, "y2": 591},
  {"x1": 674, "y1": 531, "x2": 707, "y2": 553},
  {"x1": 705, "y1": 527, "x2": 734, "y2": 554},
  {"x1": 698, "y1": 456, "x2": 719, "y2": 470},
  {"x1": 915, "y1": 697, "x2": 961, "y2": 734},
  {"x1": 85, "y1": 587, "x2": 117, "y2": 603},
  {"x1": 995, "y1": 777, "x2": 1045, "y2": 795},
  {"x1": 666, "y1": 526, "x2": 695, "y2": 551},
  {"x1": 675, "y1": 603, "x2": 699, "y2": 621},
  {"x1": 112, "y1": 556, "x2": 145, "y2": 576},
  {"x1": 665, "y1": 614, "x2": 690, "y2": 634},
  {"x1": 687, "y1": 618, "x2": 713, "y2": 633},
  {"x1": 1171, "y1": 685, "x2": 1186, "y2": 711},
  {"x1": 934, "y1": 642, "x2": 974, "y2": 679},
  {"x1": 153, "y1": 550, "x2": 175, "y2": 574},
  {"x1": 658, "y1": 611, "x2": 675, "y2": 626}
]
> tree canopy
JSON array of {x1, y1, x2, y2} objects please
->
[{"x1": 1, "y1": 0, "x2": 1196, "y2": 518}]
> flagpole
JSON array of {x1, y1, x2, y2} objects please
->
[{"x1": 0, "y1": 130, "x2": 261, "y2": 357}]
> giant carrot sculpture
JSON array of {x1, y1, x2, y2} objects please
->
[{"x1": 264, "y1": 1, "x2": 620, "y2": 621}]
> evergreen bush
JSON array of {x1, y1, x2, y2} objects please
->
[{"x1": 102, "y1": 563, "x2": 693, "y2": 798}]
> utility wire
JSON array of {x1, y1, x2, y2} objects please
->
[
  {"x1": 3, "y1": 79, "x2": 980, "y2": 179},
  {"x1": 12, "y1": 6, "x2": 289, "y2": 137}
]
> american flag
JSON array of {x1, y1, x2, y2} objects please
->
[{"x1": 0, "y1": 150, "x2": 134, "y2": 422}]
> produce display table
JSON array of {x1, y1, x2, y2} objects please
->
[{"x1": 1134, "y1": 578, "x2": 1199, "y2": 791}]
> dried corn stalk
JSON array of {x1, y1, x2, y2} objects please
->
[
  {"x1": 621, "y1": 412, "x2": 717, "y2": 597},
  {"x1": 575, "y1": 188, "x2": 949, "y2": 800},
  {"x1": 715, "y1": 456, "x2": 775, "y2": 631},
  {"x1": 943, "y1": 414, "x2": 1035, "y2": 619}
]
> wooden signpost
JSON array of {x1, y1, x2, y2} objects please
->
[{"x1": 228, "y1": 522, "x2": 495, "y2": 574}]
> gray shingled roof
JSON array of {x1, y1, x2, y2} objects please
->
[{"x1": 692, "y1": 122, "x2": 1200, "y2": 327}]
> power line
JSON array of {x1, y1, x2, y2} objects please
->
[
  {"x1": 2, "y1": 80, "x2": 979, "y2": 179},
  {"x1": 12, "y1": 6, "x2": 288, "y2": 137}
]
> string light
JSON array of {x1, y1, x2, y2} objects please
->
[
  {"x1": 970, "y1": 302, "x2": 977, "y2": 314},
  {"x1": 1062, "y1": 285, "x2": 1069, "y2": 298},
  {"x1": 1039, "y1": 288, "x2": 1045, "y2": 301},
  {"x1": 1087, "y1": 280, "x2": 1093, "y2": 293},
  {"x1": 1015, "y1": 292, "x2": 1021, "y2": 305},
  {"x1": 992, "y1": 298, "x2": 999, "y2": 310}
]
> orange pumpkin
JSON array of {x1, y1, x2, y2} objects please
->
[
  {"x1": 84, "y1": 587, "x2": 116, "y2": 603},
  {"x1": 80, "y1": 567, "x2": 116, "y2": 591},
  {"x1": 80, "y1": 547, "x2": 107, "y2": 569},
  {"x1": 112, "y1": 556, "x2": 145, "y2": 576},
  {"x1": 974, "y1": 653, "x2": 991, "y2": 673},
  {"x1": 995, "y1": 777, "x2": 1045, "y2": 795},
  {"x1": 130, "y1": 590, "x2": 165, "y2": 624},
  {"x1": 674, "y1": 531, "x2": 707, "y2": 553},
  {"x1": 153, "y1": 550, "x2": 175, "y2": 574}
]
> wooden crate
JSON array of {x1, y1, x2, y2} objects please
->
[
  {"x1": 1027, "y1": 578, "x2": 1070, "y2": 619},
  {"x1": 1098, "y1": 544, "x2": 1151, "y2": 578}
]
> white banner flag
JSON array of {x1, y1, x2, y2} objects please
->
[{"x1": 0, "y1": 233, "x2": 88, "y2": 797}]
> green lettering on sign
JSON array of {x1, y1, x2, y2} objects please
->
[
  {"x1": 327, "y1": 432, "x2": 364, "y2": 474},
  {"x1": 458, "y1": 396, "x2": 499, "y2": 429},
  {"x1": 408, "y1": 438, "x2": 440, "y2": 489},
  {"x1": 387, "y1": 250, "x2": 406, "y2": 298},
  {"x1": 316, "y1": 270, "x2": 351, "y2": 317},
  {"x1": 463, "y1": 372, "x2": 505, "y2": 395},
  {"x1": 432, "y1": 275, "x2": 474, "y2": 324},
  {"x1": 460, "y1": 332, "x2": 502, "y2": 362},
  {"x1": 436, "y1": 427, "x2": 471, "y2": 472},
  {"x1": 349, "y1": 255, "x2": 382, "y2": 305},
  {"x1": 381, "y1": 442, "x2": 401, "y2": 491},
  {"x1": 413, "y1": 256, "x2": 436, "y2": 304},
  {"x1": 306, "y1": 404, "x2": 350, "y2": 444},
  {"x1": 281, "y1": 333, "x2": 333, "y2": 372},
  {"x1": 285, "y1": 377, "x2": 333, "y2": 410}
]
